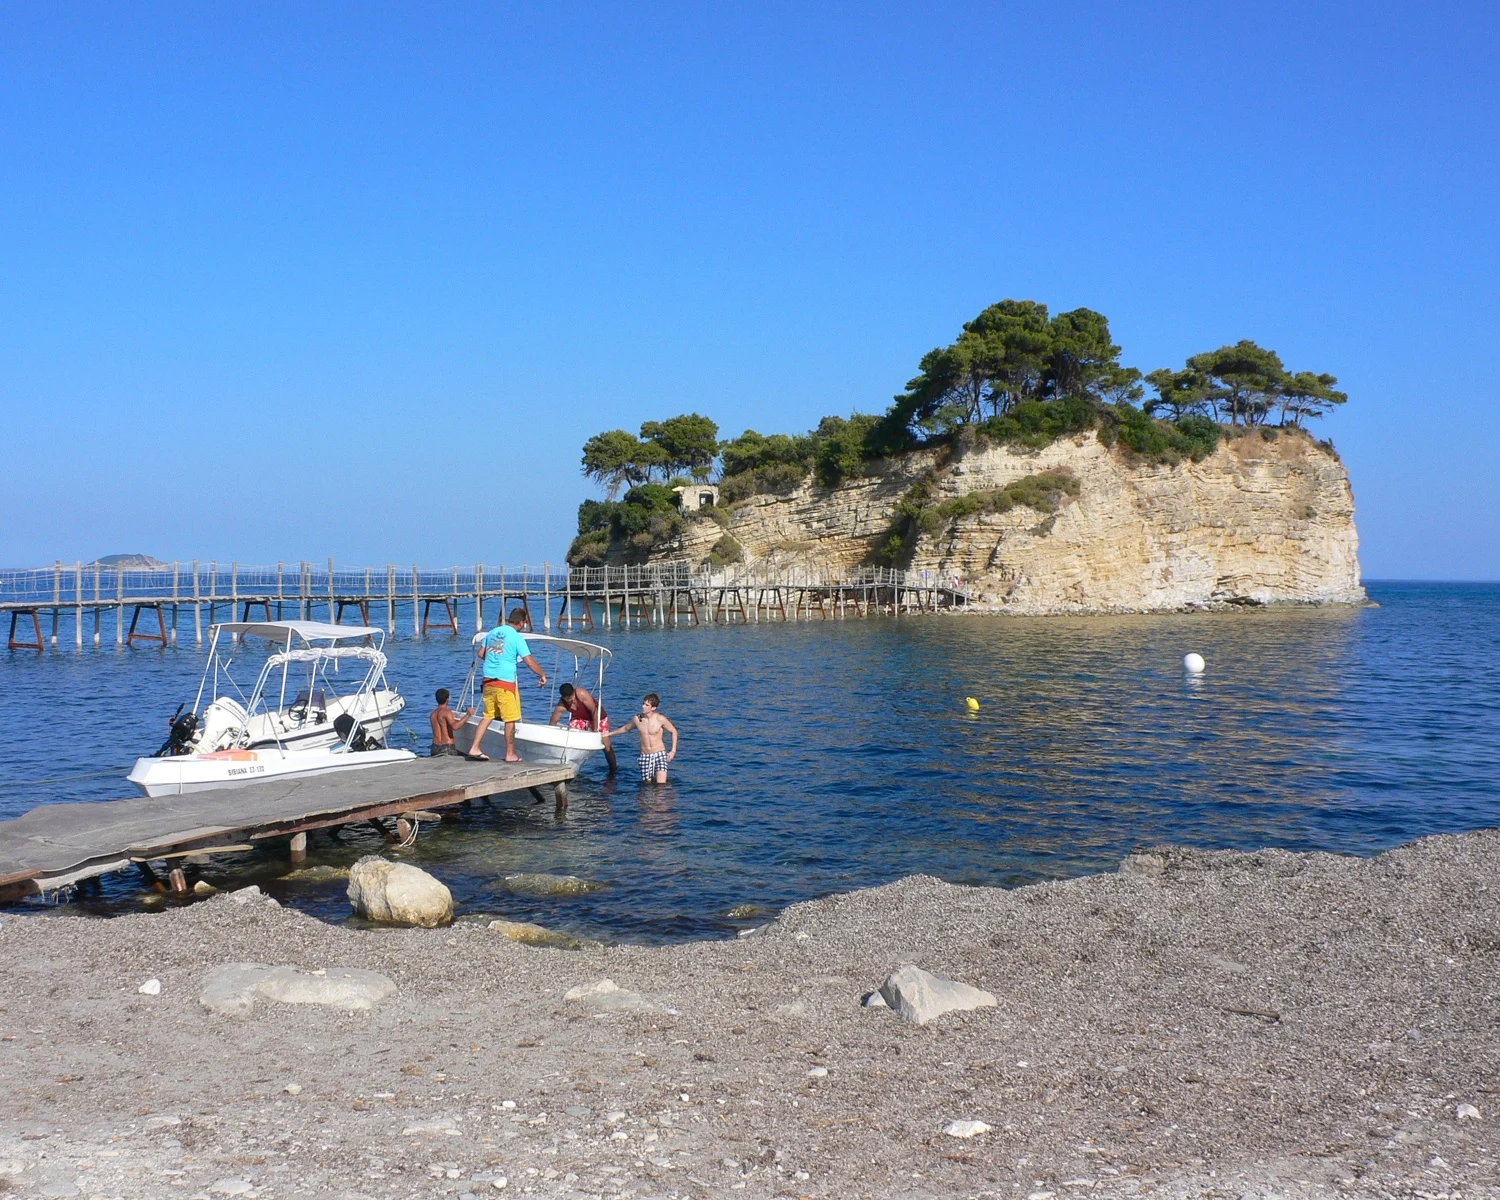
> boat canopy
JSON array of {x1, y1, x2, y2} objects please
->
[
  {"x1": 210, "y1": 620, "x2": 383, "y2": 643},
  {"x1": 265, "y1": 646, "x2": 388, "y2": 668},
  {"x1": 470, "y1": 631, "x2": 610, "y2": 661}
]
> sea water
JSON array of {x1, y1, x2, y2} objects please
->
[{"x1": 2, "y1": 581, "x2": 1496, "y2": 942}]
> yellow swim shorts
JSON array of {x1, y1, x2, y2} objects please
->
[{"x1": 482, "y1": 680, "x2": 521, "y2": 723}]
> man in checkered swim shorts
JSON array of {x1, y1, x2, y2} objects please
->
[{"x1": 610, "y1": 692, "x2": 680, "y2": 784}]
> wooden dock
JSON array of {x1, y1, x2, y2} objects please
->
[
  {"x1": 1, "y1": 560, "x2": 971, "y2": 649},
  {"x1": 0, "y1": 758, "x2": 576, "y2": 901}
]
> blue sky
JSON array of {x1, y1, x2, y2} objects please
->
[{"x1": 1, "y1": 2, "x2": 1496, "y2": 577}]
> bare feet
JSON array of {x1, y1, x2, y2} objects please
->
[{"x1": 504, "y1": 754, "x2": 523, "y2": 763}]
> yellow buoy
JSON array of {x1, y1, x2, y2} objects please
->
[{"x1": 965, "y1": 697, "x2": 980, "y2": 712}]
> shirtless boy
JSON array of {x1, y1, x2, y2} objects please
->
[
  {"x1": 428, "y1": 688, "x2": 474, "y2": 757},
  {"x1": 609, "y1": 692, "x2": 679, "y2": 783},
  {"x1": 548, "y1": 682, "x2": 618, "y2": 774}
]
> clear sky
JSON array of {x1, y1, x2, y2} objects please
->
[{"x1": 1, "y1": 3, "x2": 1496, "y2": 578}]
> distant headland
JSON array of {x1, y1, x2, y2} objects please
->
[{"x1": 566, "y1": 299, "x2": 1364, "y2": 613}]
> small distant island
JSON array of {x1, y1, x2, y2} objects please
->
[{"x1": 568, "y1": 300, "x2": 1364, "y2": 613}]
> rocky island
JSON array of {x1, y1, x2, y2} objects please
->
[{"x1": 569, "y1": 300, "x2": 1364, "y2": 613}]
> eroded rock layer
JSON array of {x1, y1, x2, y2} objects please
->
[{"x1": 669, "y1": 431, "x2": 1364, "y2": 612}]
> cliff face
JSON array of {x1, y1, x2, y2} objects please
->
[{"x1": 667, "y1": 431, "x2": 1364, "y2": 613}]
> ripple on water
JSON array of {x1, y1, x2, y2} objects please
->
[{"x1": 2, "y1": 582, "x2": 1498, "y2": 942}]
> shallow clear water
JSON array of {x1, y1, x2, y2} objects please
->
[{"x1": 3, "y1": 582, "x2": 1497, "y2": 942}]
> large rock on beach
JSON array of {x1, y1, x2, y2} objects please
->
[
  {"x1": 347, "y1": 856, "x2": 453, "y2": 926},
  {"x1": 200, "y1": 964, "x2": 396, "y2": 1016},
  {"x1": 564, "y1": 978, "x2": 658, "y2": 1014},
  {"x1": 502, "y1": 872, "x2": 602, "y2": 897},
  {"x1": 878, "y1": 964, "x2": 996, "y2": 1026}
]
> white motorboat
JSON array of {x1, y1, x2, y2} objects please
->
[
  {"x1": 453, "y1": 633, "x2": 612, "y2": 768},
  {"x1": 127, "y1": 620, "x2": 415, "y2": 796}
]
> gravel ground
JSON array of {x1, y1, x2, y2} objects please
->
[{"x1": 3, "y1": 831, "x2": 1500, "y2": 1200}]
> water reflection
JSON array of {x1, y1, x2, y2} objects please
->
[{"x1": 2, "y1": 584, "x2": 1498, "y2": 942}]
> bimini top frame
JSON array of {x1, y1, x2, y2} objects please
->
[{"x1": 191, "y1": 620, "x2": 396, "y2": 751}]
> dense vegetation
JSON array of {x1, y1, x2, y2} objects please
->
[
  {"x1": 568, "y1": 300, "x2": 1348, "y2": 564},
  {"x1": 878, "y1": 469, "x2": 1082, "y2": 565}
]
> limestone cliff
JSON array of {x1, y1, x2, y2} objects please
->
[{"x1": 662, "y1": 430, "x2": 1364, "y2": 613}]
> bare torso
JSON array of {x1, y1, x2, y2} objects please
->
[
  {"x1": 430, "y1": 706, "x2": 458, "y2": 745},
  {"x1": 637, "y1": 711, "x2": 668, "y2": 753}
]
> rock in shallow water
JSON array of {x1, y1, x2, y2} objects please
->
[
  {"x1": 348, "y1": 856, "x2": 453, "y2": 926},
  {"x1": 487, "y1": 919, "x2": 600, "y2": 950},
  {"x1": 501, "y1": 872, "x2": 602, "y2": 897},
  {"x1": 878, "y1": 965, "x2": 996, "y2": 1026},
  {"x1": 200, "y1": 963, "x2": 397, "y2": 1016}
]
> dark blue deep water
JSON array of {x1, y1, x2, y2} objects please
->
[{"x1": 2, "y1": 582, "x2": 1497, "y2": 942}]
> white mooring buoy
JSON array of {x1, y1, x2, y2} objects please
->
[{"x1": 1183, "y1": 652, "x2": 1206, "y2": 674}]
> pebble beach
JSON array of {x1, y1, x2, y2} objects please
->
[{"x1": 3, "y1": 830, "x2": 1499, "y2": 1200}]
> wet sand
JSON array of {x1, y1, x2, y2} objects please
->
[{"x1": 3, "y1": 831, "x2": 1499, "y2": 1199}]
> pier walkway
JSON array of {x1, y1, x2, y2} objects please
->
[
  {"x1": 0, "y1": 758, "x2": 575, "y2": 900},
  {"x1": 1, "y1": 560, "x2": 970, "y2": 649}
]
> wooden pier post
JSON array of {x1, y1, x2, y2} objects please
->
[
  {"x1": 51, "y1": 561, "x2": 61, "y2": 646},
  {"x1": 192, "y1": 560, "x2": 202, "y2": 644},
  {"x1": 497, "y1": 563, "x2": 506, "y2": 622},
  {"x1": 92, "y1": 563, "x2": 101, "y2": 646},
  {"x1": 412, "y1": 564, "x2": 420, "y2": 637},
  {"x1": 387, "y1": 565, "x2": 396, "y2": 633},
  {"x1": 543, "y1": 563, "x2": 551, "y2": 631},
  {"x1": 74, "y1": 561, "x2": 84, "y2": 649},
  {"x1": 326, "y1": 558, "x2": 335, "y2": 622},
  {"x1": 115, "y1": 568, "x2": 124, "y2": 645},
  {"x1": 475, "y1": 563, "x2": 484, "y2": 632},
  {"x1": 231, "y1": 561, "x2": 239, "y2": 625},
  {"x1": 603, "y1": 569, "x2": 611, "y2": 629},
  {"x1": 170, "y1": 561, "x2": 179, "y2": 645},
  {"x1": 276, "y1": 561, "x2": 284, "y2": 620}
]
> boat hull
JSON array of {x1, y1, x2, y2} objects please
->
[
  {"x1": 127, "y1": 747, "x2": 416, "y2": 797},
  {"x1": 454, "y1": 717, "x2": 602, "y2": 768}
]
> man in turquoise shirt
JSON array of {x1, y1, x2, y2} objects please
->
[{"x1": 469, "y1": 608, "x2": 547, "y2": 761}]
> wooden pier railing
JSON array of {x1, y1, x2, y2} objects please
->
[{"x1": 0, "y1": 560, "x2": 970, "y2": 650}]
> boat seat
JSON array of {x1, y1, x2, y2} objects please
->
[{"x1": 289, "y1": 689, "x2": 328, "y2": 724}]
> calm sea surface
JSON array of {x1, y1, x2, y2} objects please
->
[{"x1": 2, "y1": 582, "x2": 1497, "y2": 942}]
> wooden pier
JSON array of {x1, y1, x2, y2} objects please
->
[
  {"x1": 0, "y1": 758, "x2": 576, "y2": 901},
  {"x1": 1, "y1": 560, "x2": 970, "y2": 649}
]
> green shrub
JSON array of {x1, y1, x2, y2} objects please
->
[
  {"x1": 717, "y1": 461, "x2": 812, "y2": 504},
  {"x1": 698, "y1": 503, "x2": 731, "y2": 528},
  {"x1": 706, "y1": 534, "x2": 744, "y2": 567},
  {"x1": 566, "y1": 529, "x2": 610, "y2": 567},
  {"x1": 813, "y1": 413, "x2": 880, "y2": 486},
  {"x1": 719, "y1": 430, "x2": 815, "y2": 477},
  {"x1": 1105, "y1": 405, "x2": 1220, "y2": 463},
  {"x1": 568, "y1": 483, "x2": 684, "y2": 564},
  {"x1": 876, "y1": 470, "x2": 1081, "y2": 565},
  {"x1": 977, "y1": 396, "x2": 1097, "y2": 449}
]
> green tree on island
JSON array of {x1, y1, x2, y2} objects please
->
[{"x1": 568, "y1": 300, "x2": 1350, "y2": 565}]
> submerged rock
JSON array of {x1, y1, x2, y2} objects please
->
[
  {"x1": 200, "y1": 963, "x2": 397, "y2": 1016},
  {"x1": 502, "y1": 872, "x2": 603, "y2": 897},
  {"x1": 724, "y1": 903, "x2": 774, "y2": 920},
  {"x1": 348, "y1": 856, "x2": 453, "y2": 927},
  {"x1": 282, "y1": 863, "x2": 351, "y2": 883},
  {"x1": 488, "y1": 919, "x2": 600, "y2": 950},
  {"x1": 878, "y1": 965, "x2": 996, "y2": 1026}
]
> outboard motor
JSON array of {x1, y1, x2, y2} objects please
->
[
  {"x1": 154, "y1": 706, "x2": 199, "y2": 757},
  {"x1": 333, "y1": 713, "x2": 376, "y2": 752}
]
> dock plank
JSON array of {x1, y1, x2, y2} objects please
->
[{"x1": 0, "y1": 758, "x2": 574, "y2": 889}]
